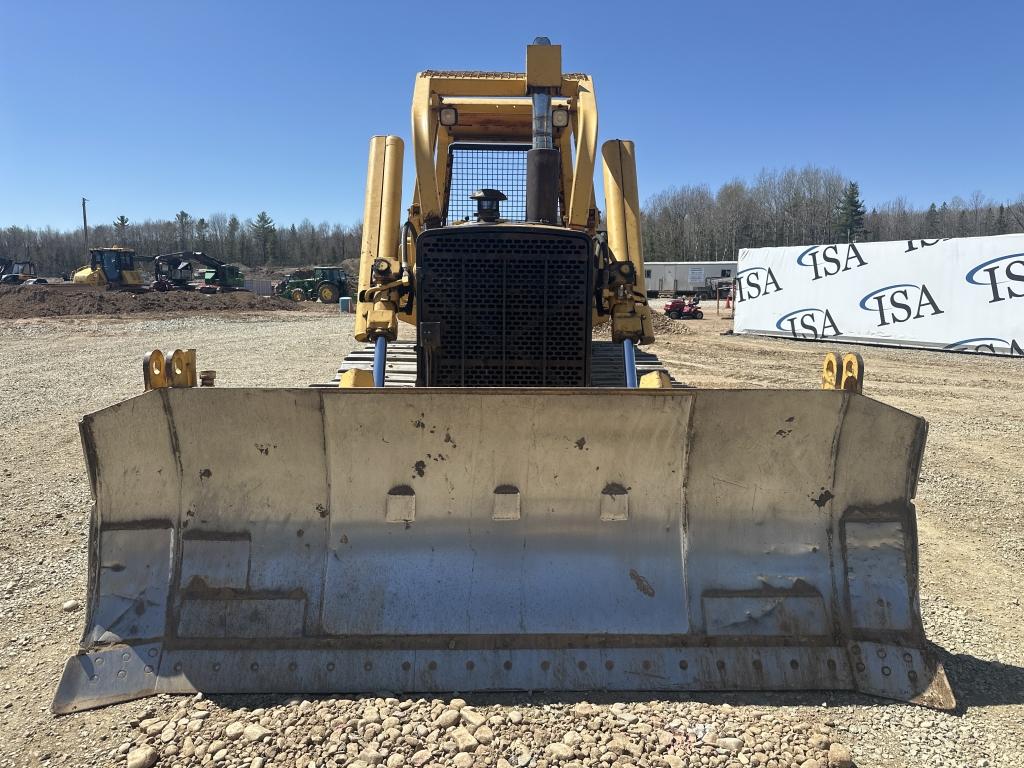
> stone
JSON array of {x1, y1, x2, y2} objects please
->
[
  {"x1": 386, "y1": 754, "x2": 405, "y2": 768},
  {"x1": 475, "y1": 725, "x2": 494, "y2": 745},
  {"x1": 143, "y1": 720, "x2": 168, "y2": 736},
  {"x1": 827, "y1": 744, "x2": 853, "y2": 768},
  {"x1": 573, "y1": 703, "x2": 597, "y2": 718},
  {"x1": 461, "y1": 708, "x2": 487, "y2": 732},
  {"x1": 450, "y1": 698, "x2": 468, "y2": 709},
  {"x1": 517, "y1": 750, "x2": 533, "y2": 767},
  {"x1": 809, "y1": 735, "x2": 830, "y2": 751},
  {"x1": 359, "y1": 749, "x2": 384, "y2": 765},
  {"x1": 452, "y1": 726, "x2": 479, "y2": 752},
  {"x1": 508, "y1": 710, "x2": 524, "y2": 724},
  {"x1": 244, "y1": 724, "x2": 270, "y2": 743},
  {"x1": 212, "y1": 748, "x2": 229, "y2": 763},
  {"x1": 545, "y1": 743, "x2": 575, "y2": 760},
  {"x1": 660, "y1": 757, "x2": 685, "y2": 768},
  {"x1": 250, "y1": 759, "x2": 266, "y2": 768},
  {"x1": 718, "y1": 738, "x2": 744, "y2": 753},
  {"x1": 62, "y1": 599, "x2": 80, "y2": 612},
  {"x1": 411, "y1": 749, "x2": 434, "y2": 766},
  {"x1": 453, "y1": 753, "x2": 475, "y2": 768},
  {"x1": 435, "y1": 709, "x2": 461, "y2": 729},
  {"x1": 224, "y1": 721, "x2": 246, "y2": 740},
  {"x1": 800, "y1": 760, "x2": 820, "y2": 768},
  {"x1": 126, "y1": 745, "x2": 159, "y2": 768},
  {"x1": 497, "y1": 760, "x2": 513, "y2": 768},
  {"x1": 364, "y1": 706, "x2": 382, "y2": 723}
]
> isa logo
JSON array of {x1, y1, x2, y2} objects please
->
[
  {"x1": 775, "y1": 307, "x2": 841, "y2": 339},
  {"x1": 965, "y1": 253, "x2": 1024, "y2": 303},
  {"x1": 796, "y1": 243, "x2": 867, "y2": 280},
  {"x1": 859, "y1": 283, "x2": 943, "y2": 327},
  {"x1": 735, "y1": 265, "x2": 782, "y2": 302},
  {"x1": 944, "y1": 337, "x2": 1023, "y2": 356}
]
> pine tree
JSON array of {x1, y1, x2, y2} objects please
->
[
  {"x1": 195, "y1": 218, "x2": 209, "y2": 251},
  {"x1": 249, "y1": 211, "x2": 276, "y2": 264},
  {"x1": 113, "y1": 215, "x2": 129, "y2": 245},
  {"x1": 834, "y1": 181, "x2": 867, "y2": 242},
  {"x1": 175, "y1": 210, "x2": 192, "y2": 252},
  {"x1": 227, "y1": 215, "x2": 240, "y2": 261},
  {"x1": 996, "y1": 205, "x2": 1008, "y2": 235},
  {"x1": 924, "y1": 203, "x2": 939, "y2": 237}
]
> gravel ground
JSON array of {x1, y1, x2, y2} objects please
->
[{"x1": 0, "y1": 306, "x2": 1021, "y2": 768}]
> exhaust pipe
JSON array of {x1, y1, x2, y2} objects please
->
[{"x1": 526, "y1": 41, "x2": 559, "y2": 224}]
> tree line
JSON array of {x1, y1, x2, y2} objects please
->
[
  {"x1": 641, "y1": 166, "x2": 1024, "y2": 262},
  {"x1": 0, "y1": 211, "x2": 362, "y2": 276},
  {"x1": 3, "y1": 166, "x2": 1024, "y2": 274}
]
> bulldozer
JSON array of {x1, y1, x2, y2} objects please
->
[
  {"x1": 72, "y1": 246, "x2": 145, "y2": 290},
  {"x1": 53, "y1": 39, "x2": 954, "y2": 714}
]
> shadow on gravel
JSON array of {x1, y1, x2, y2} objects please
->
[{"x1": 934, "y1": 642, "x2": 1024, "y2": 712}]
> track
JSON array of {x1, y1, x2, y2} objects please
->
[{"x1": 325, "y1": 340, "x2": 681, "y2": 387}]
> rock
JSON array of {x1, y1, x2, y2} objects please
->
[
  {"x1": 800, "y1": 760, "x2": 820, "y2": 768},
  {"x1": 142, "y1": 719, "x2": 168, "y2": 736},
  {"x1": 386, "y1": 754, "x2": 405, "y2": 768},
  {"x1": 508, "y1": 710, "x2": 524, "y2": 724},
  {"x1": 461, "y1": 707, "x2": 487, "y2": 732},
  {"x1": 517, "y1": 749, "x2": 533, "y2": 767},
  {"x1": 363, "y1": 706, "x2": 382, "y2": 723},
  {"x1": 475, "y1": 725, "x2": 494, "y2": 745},
  {"x1": 452, "y1": 726, "x2": 479, "y2": 751},
  {"x1": 224, "y1": 721, "x2": 245, "y2": 740},
  {"x1": 358, "y1": 749, "x2": 384, "y2": 765},
  {"x1": 453, "y1": 753, "x2": 475, "y2": 768},
  {"x1": 126, "y1": 745, "x2": 159, "y2": 768},
  {"x1": 718, "y1": 737, "x2": 744, "y2": 752},
  {"x1": 614, "y1": 710, "x2": 639, "y2": 724},
  {"x1": 450, "y1": 698, "x2": 468, "y2": 710},
  {"x1": 243, "y1": 723, "x2": 270, "y2": 742},
  {"x1": 573, "y1": 703, "x2": 597, "y2": 718},
  {"x1": 61, "y1": 599, "x2": 80, "y2": 613},
  {"x1": 435, "y1": 709, "x2": 461, "y2": 729},
  {"x1": 545, "y1": 742, "x2": 575, "y2": 760},
  {"x1": 660, "y1": 757, "x2": 685, "y2": 768},
  {"x1": 809, "y1": 734, "x2": 831, "y2": 751},
  {"x1": 827, "y1": 743, "x2": 853, "y2": 768},
  {"x1": 497, "y1": 760, "x2": 513, "y2": 768},
  {"x1": 212, "y1": 748, "x2": 229, "y2": 763},
  {"x1": 250, "y1": 759, "x2": 266, "y2": 768},
  {"x1": 411, "y1": 749, "x2": 434, "y2": 766},
  {"x1": 562, "y1": 731, "x2": 581, "y2": 747}
]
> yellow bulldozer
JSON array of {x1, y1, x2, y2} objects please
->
[
  {"x1": 72, "y1": 246, "x2": 145, "y2": 290},
  {"x1": 53, "y1": 39, "x2": 953, "y2": 714}
]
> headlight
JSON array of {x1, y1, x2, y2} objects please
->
[
  {"x1": 439, "y1": 106, "x2": 458, "y2": 126},
  {"x1": 551, "y1": 107, "x2": 570, "y2": 128}
]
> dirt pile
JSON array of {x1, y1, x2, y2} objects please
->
[
  {"x1": 593, "y1": 310, "x2": 690, "y2": 339},
  {"x1": 0, "y1": 284, "x2": 300, "y2": 319}
]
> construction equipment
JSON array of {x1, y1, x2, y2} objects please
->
[
  {"x1": 190, "y1": 252, "x2": 246, "y2": 293},
  {"x1": 151, "y1": 253, "x2": 196, "y2": 291},
  {"x1": 54, "y1": 39, "x2": 953, "y2": 714},
  {"x1": 0, "y1": 259, "x2": 39, "y2": 284},
  {"x1": 72, "y1": 247, "x2": 146, "y2": 290},
  {"x1": 275, "y1": 266, "x2": 348, "y2": 303}
]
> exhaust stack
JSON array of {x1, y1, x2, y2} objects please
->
[{"x1": 526, "y1": 38, "x2": 560, "y2": 224}]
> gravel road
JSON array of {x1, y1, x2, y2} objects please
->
[{"x1": 0, "y1": 306, "x2": 1021, "y2": 768}]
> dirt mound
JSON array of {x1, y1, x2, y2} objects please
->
[
  {"x1": 593, "y1": 309, "x2": 690, "y2": 339},
  {"x1": 0, "y1": 284, "x2": 300, "y2": 319}
]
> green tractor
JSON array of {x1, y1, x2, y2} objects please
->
[{"x1": 275, "y1": 266, "x2": 348, "y2": 303}]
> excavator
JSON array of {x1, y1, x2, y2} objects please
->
[{"x1": 53, "y1": 39, "x2": 954, "y2": 714}]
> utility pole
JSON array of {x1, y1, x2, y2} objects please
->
[{"x1": 82, "y1": 197, "x2": 89, "y2": 251}]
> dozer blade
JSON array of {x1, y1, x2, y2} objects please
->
[{"x1": 54, "y1": 388, "x2": 954, "y2": 713}]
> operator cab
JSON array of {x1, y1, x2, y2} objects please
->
[{"x1": 91, "y1": 247, "x2": 136, "y2": 283}]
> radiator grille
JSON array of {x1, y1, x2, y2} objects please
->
[{"x1": 416, "y1": 227, "x2": 592, "y2": 387}]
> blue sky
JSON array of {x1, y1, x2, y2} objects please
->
[{"x1": 2, "y1": 0, "x2": 1021, "y2": 230}]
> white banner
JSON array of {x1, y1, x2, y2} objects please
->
[{"x1": 734, "y1": 234, "x2": 1024, "y2": 357}]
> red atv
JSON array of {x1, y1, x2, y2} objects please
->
[{"x1": 664, "y1": 296, "x2": 704, "y2": 320}]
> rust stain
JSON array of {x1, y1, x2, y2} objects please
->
[{"x1": 629, "y1": 569, "x2": 655, "y2": 598}]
